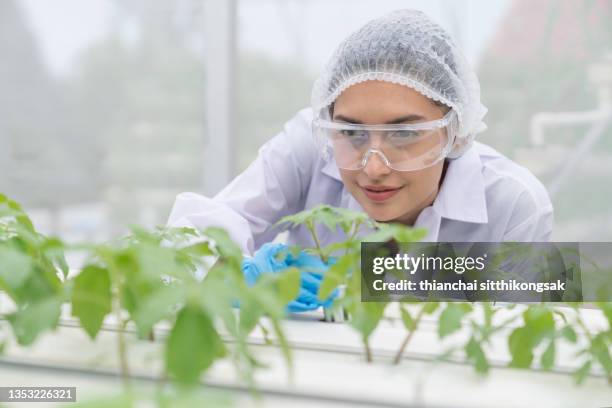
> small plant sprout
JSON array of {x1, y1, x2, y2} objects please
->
[{"x1": 1, "y1": 197, "x2": 611, "y2": 392}]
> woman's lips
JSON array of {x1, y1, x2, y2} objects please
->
[{"x1": 361, "y1": 185, "x2": 402, "y2": 202}]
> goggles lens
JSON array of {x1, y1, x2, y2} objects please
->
[{"x1": 314, "y1": 111, "x2": 455, "y2": 171}]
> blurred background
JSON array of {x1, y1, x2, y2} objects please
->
[{"x1": 1, "y1": 0, "x2": 611, "y2": 242}]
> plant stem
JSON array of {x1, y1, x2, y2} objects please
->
[
  {"x1": 258, "y1": 322, "x2": 271, "y2": 344},
  {"x1": 103, "y1": 248, "x2": 132, "y2": 391},
  {"x1": 364, "y1": 336, "x2": 373, "y2": 362},
  {"x1": 573, "y1": 309, "x2": 610, "y2": 383},
  {"x1": 116, "y1": 301, "x2": 130, "y2": 390},
  {"x1": 348, "y1": 220, "x2": 361, "y2": 242},
  {"x1": 393, "y1": 305, "x2": 425, "y2": 364},
  {"x1": 306, "y1": 221, "x2": 326, "y2": 262},
  {"x1": 345, "y1": 220, "x2": 361, "y2": 257},
  {"x1": 574, "y1": 310, "x2": 593, "y2": 342},
  {"x1": 109, "y1": 257, "x2": 130, "y2": 391}
]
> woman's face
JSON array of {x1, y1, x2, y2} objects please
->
[{"x1": 332, "y1": 80, "x2": 449, "y2": 225}]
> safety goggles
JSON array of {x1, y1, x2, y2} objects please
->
[{"x1": 313, "y1": 110, "x2": 456, "y2": 172}]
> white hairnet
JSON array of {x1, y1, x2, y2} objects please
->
[{"x1": 311, "y1": 9, "x2": 487, "y2": 159}]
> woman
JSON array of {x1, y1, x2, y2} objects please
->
[{"x1": 168, "y1": 9, "x2": 553, "y2": 311}]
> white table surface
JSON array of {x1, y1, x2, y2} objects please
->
[{"x1": 1, "y1": 297, "x2": 610, "y2": 408}]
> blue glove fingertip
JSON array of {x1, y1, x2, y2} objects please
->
[
  {"x1": 286, "y1": 300, "x2": 320, "y2": 313},
  {"x1": 242, "y1": 242, "x2": 293, "y2": 286}
]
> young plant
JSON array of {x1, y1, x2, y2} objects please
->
[
  {"x1": 3, "y1": 196, "x2": 611, "y2": 389},
  {"x1": 276, "y1": 204, "x2": 428, "y2": 361},
  {"x1": 0, "y1": 194, "x2": 301, "y2": 401},
  {"x1": 0, "y1": 194, "x2": 68, "y2": 346},
  {"x1": 69, "y1": 224, "x2": 300, "y2": 390},
  {"x1": 276, "y1": 204, "x2": 612, "y2": 385}
]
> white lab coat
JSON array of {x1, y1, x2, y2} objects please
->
[{"x1": 168, "y1": 108, "x2": 554, "y2": 255}]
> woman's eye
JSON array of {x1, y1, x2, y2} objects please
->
[
  {"x1": 339, "y1": 129, "x2": 361, "y2": 137},
  {"x1": 388, "y1": 130, "x2": 422, "y2": 145},
  {"x1": 339, "y1": 130, "x2": 369, "y2": 144}
]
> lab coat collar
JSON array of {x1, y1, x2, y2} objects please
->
[
  {"x1": 433, "y1": 146, "x2": 489, "y2": 224},
  {"x1": 320, "y1": 145, "x2": 488, "y2": 224},
  {"x1": 321, "y1": 157, "x2": 342, "y2": 181}
]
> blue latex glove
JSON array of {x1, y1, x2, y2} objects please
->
[{"x1": 241, "y1": 243, "x2": 339, "y2": 312}]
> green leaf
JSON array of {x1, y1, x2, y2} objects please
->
[
  {"x1": 598, "y1": 302, "x2": 612, "y2": 329},
  {"x1": 276, "y1": 267, "x2": 301, "y2": 305},
  {"x1": 127, "y1": 225, "x2": 161, "y2": 245},
  {"x1": 590, "y1": 332, "x2": 612, "y2": 374},
  {"x1": 523, "y1": 306, "x2": 555, "y2": 343},
  {"x1": 274, "y1": 208, "x2": 313, "y2": 229},
  {"x1": 8, "y1": 297, "x2": 61, "y2": 345},
  {"x1": 204, "y1": 227, "x2": 243, "y2": 264},
  {"x1": 166, "y1": 306, "x2": 226, "y2": 383},
  {"x1": 197, "y1": 276, "x2": 238, "y2": 337},
  {"x1": 182, "y1": 241, "x2": 213, "y2": 257},
  {"x1": 422, "y1": 302, "x2": 440, "y2": 314},
  {"x1": 0, "y1": 246, "x2": 32, "y2": 295},
  {"x1": 394, "y1": 227, "x2": 428, "y2": 243},
  {"x1": 540, "y1": 341, "x2": 555, "y2": 370},
  {"x1": 1, "y1": 195, "x2": 35, "y2": 232},
  {"x1": 334, "y1": 207, "x2": 372, "y2": 227},
  {"x1": 318, "y1": 254, "x2": 352, "y2": 300},
  {"x1": 248, "y1": 265, "x2": 301, "y2": 311},
  {"x1": 559, "y1": 325, "x2": 577, "y2": 343},
  {"x1": 400, "y1": 306, "x2": 414, "y2": 330},
  {"x1": 438, "y1": 303, "x2": 471, "y2": 339},
  {"x1": 121, "y1": 285, "x2": 138, "y2": 315},
  {"x1": 13, "y1": 264, "x2": 61, "y2": 305},
  {"x1": 315, "y1": 207, "x2": 339, "y2": 232},
  {"x1": 40, "y1": 237, "x2": 69, "y2": 278},
  {"x1": 71, "y1": 265, "x2": 112, "y2": 339},
  {"x1": 349, "y1": 302, "x2": 386, "y2": 339},
  {"x1": 249, "y1": 277, "x2": 288, "y2": 319},
  {"x1": 136, "y1": 244, "x2": 181, "y2": 279},
  {"x1": 508, "y1": 327, "x2": 534, "y2": 368},
  {"x1": 239, "y1": 297, "x2": 264, "y2": 335},
  {"x1": 465, "y1": 337, "x2": 489, "y2": 374},
  {"x1": 270, "y1": 318, "x2": 294, "y2": 380},
  {"x1": 573, "y1": 360, "x2": 592, "y2": 385},
  {"x1": 113, "y1": 250, "x2": 140, "y2": 281},
  {"x1": 507, "y1": 306, "x2": 556, "y2": 367},
  {"x1": 132, "y1": 284, "x2": 185, "y2": 338},
  {"x1": 363, "y1": 223, "x2": 427, "y2": 244},
  {"x1": 274, "y1": 205, "x2": 374, "y2": 241}
]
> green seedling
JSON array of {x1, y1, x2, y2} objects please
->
[{"x1": 1, "y1": 196, "x2": 611, "y2": 389}]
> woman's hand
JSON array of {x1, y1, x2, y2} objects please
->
[{"x1": 242, "y1": 243, "x2": 339, "y2": 312}]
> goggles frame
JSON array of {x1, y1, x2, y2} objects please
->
[
  {"x1": 313, "y1": 110, "x2": 457, "y2": 172},
  {"x1": 313, "y1": 109, "x2": 456, "y2": 132}
]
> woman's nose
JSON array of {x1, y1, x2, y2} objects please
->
[{"x1": 362, "y1": 150, "x2": 392, "y2": 179}]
